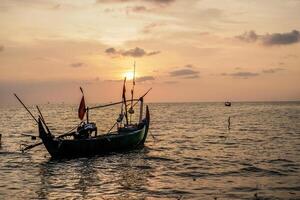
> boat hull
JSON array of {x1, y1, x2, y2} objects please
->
[
  {"x1": 38, "y1": 106, "x2": 150, "y2": 158},
  {"x1": 43, "y1": 127, "x2": 146, "y2": 158}
]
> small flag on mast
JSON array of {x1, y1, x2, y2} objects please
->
[
  {"x1": 78, "y1": 96, "x2": 86, "y2": 120},
  {"x1": 78, "y1": 87, "x2": 86, "y2": 120}
]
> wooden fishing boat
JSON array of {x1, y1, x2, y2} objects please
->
[
  {"x1": 38, "y1": 106, "x2": 150, "y2": 158},
  {"x1": 16, "y1": 62, "x2": 152, "y2": 158},
  {"x1": 17, "y1": 94, "x2": 151, "y2": 158}
]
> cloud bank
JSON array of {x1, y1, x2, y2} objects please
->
[
  {"x1": 169, "y1": 65, "x2": 200, "y2": 79},
  {"x1": 136, "y1": 76, "x2": 155, "y2": 82},
  {"x1": 97, "y1": 0, "x2": 175, "y2": 5},
  {"x1": 262, "y1": 68, "x2": 284, "y2": 74},
  {"x1": 170, "y1": 69, "x2": 198, "y2": 76},
  {"x1": 236, "y1": 30, "x2": 300, "y2": 46},
  {"x1": 222, "y1": 71, "x2": 259, "y2": 78},
  {"x1": 105, "y1": 47, "x2": 160, "y2": 57},
  {"x1": 221, "y1": 68, "x2": 285, "y2": 78},
  {"x1": 70, "y1": 62, "x2": 84, "y2": 68}
]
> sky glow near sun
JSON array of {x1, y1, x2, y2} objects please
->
[
  {"x1": 0, "y1": 0, "x2": 299, "y2": 105},
  {"x1": 123, "y1": 71, "x2": 135, "y2": 81}
]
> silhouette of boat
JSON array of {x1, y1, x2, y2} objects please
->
[
  {"x1": 37, "y1": 106, "x2": 149, "y2": 158},
  {"x1": 37, "y1": 79, "x2": 150, "y2": 158},
  {"x1": 16, "y1": 63, "x2": 151, "y2": 158},
  {"x1": 225, "y1": 102, "x2": 231, "y2": 106}
]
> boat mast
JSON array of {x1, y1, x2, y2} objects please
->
[
  {"x1": 86, "y1": 107, "x2": 89, "y2": 123},
  {"x1": 129, "y1": 61, "x2": 136, "y2": 124}
]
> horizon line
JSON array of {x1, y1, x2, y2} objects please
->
[{"x1": 1, "y1": 100, "x2": 300, "y2": 107}]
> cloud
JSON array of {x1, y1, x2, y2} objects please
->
[
  {"x1": 125, "y1": 5, "x2": 156, "y2": 15},
  {"x1": 97, "y1": 0, "x2": 175, "y2": 5},
  {"x1": 100, "y1": 0, "x2": 174, "y2": 14},
  {"x1": 127, "y1": 5, "x2": 148, "y2": 12},
  {"x1": 184, "y1": 64, "x2": 194, "y2": 68},
  {"x1": 122, "y1": 47, "x2": 147, "y2": 57},
  {"x1": 97, "y1": 0, "x2": 131, "y2": 3},
  {"x1": 263, "y1": 30, "x2": 300, "y2": 45},
  {"x1": 104, "y1": 79, "x2": 123, "y2": 83},
  {"x1": 262, "y1": 68, "x2": 284, "y2": 74},
  {"x1": 169, "y1": 64, "x2": 200, "y2": 79},
  {"x1": 146, "y1": 50, "x2": 160, "y2": 56},
  {"x1": 142, "y1": 23, "x2": 164, "y2": 33},
  {"x1": 169, "y1": 69, "x2": 199, "y2": 77},
  {"x1": 146, "y1": 0, "x2": 175, "y2": 4},
  {"x1": 236, "y1": 30, "x2": 300, "y2": 46},
  {"x1": 105, "y1": 47, "x2": 116, "y2": 54},
  {"x1": 183, "y1": 74, "x2": 200, "y2": 79},
  {"x1": 136, "y1": 76, "x2": 155, "y2": 82},
  {"x1": 0, "y1": 45, "x2": 4, "y2": 52},
  {"x1": 105, "y1": 47, "x2": 160, "y2": 57},
  {"x1": 222, "y1": 71, "x2": 259, "y2": 78},
  {"x1": 70, "y1": 62, "x2": 84, "y2": 68},
  {"x1": 231, "y1": 72, "x2": 259, "y2": 77},
  {"x1": 222, "y1": 68, "x2": 284, "y2": 78},
  {"x1": 236, "y1": 30, "x2": 258, "y2": 42}
]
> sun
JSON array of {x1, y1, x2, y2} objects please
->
[{"x1": 123, "y1": 71, "x2": 134, "y2": 80}]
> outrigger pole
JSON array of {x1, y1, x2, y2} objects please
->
[
  {"x1": 89, "y1": 89, "x2": 151, "y2": 110},
  {"x1": 89, "y1": 99, "x2": 139, "y2": 110},
  {"x1": 132, "y1": 88, "x2": 152, "y2": 108},
  {"x1": 14, "y1": 94, "x2": 38, "y2": 124}
]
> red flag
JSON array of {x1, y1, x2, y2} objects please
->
[
  {"x1": 122, "y1": 77, "x2": 129, "y2": 125},
  {"x1": 78, "y1": 96, "x2": 86, "y2": 120}
]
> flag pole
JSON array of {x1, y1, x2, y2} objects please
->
[
  {"x1": 86, "y1": 107, "x2": 89, "y2": 123},
  {"x1": 122, "y1": 77, "x2": 129, "y2": 125}
]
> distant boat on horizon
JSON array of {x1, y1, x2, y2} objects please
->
[{"x1": 225, "y1": 101, "x2": 231, "y2": 107}]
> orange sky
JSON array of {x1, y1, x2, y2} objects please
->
[{"x1": 0, "y1": 0, "x2": 300, "y2": 105}]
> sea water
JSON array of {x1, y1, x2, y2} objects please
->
[{"x1": 0, "y1": 102, "x2": 299, "y2": 199}]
